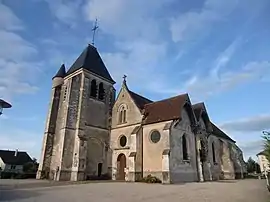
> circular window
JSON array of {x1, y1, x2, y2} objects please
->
[
  {"x1": 150, "y1": 130, "x2": 161, "y2": 143},
  {"x1": 119, "y1": 135, "x2": 127, "y2": 147}
]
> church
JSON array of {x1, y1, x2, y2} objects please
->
[{"x1": 37, "y1": 44, "x2": 247, "y2": 183}]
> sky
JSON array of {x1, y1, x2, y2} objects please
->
[{"x1": 0, "y1": 0, "x2": 270, "y2": 161}]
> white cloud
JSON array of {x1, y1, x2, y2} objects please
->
[
  {"x1": 211, "y1": 38, "x2": 242, "y2": 78},
  {"x1": 84, "y1": 0, "x2": 172, "y2": 41},
  {"x1": 220, "y1": 114, "x2": 270, "y2": 132},
  {"x1": 170, "y1": 0, "x2": 239, "y2": 42},
  {"x1": 180, "y1": 60, "x2": 270, "y2": 100},
  {"x1": 0, "y1": 130, "x2": 40, "y2": 159},
  {"x1": 44, "y1": 0, "x2": 83, "y2": 27},
  {"x1": 0, "y1": 2, "x2": 40, "y2": 99},
  {"x1": 238, "y1": 139, "x2": 264, "y2": 161},
  {"x1": 82, "y1": 0, "x2": 174, "y2": 92},
  {"x1": 0, "y1": 30, "x2": 37, "y2": 60},
  {"x1": 0, "y1": 3, "x2": 23, "y2": 31},
  {"x1": 102, "y1": 40, "x2": 167, "y2": 90}
]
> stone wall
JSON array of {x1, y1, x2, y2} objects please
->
[
  {"x1": 142, "y1": 121, "x2": 171, "y2": 182},
  {"x1": 169, "y1": 109, "x2": 198, "y2": 183},
  {"x1": 37, "y1": 82, "x2": 62, "y2": 179},
  {"x1": 207, "y1": 135, "x2": 235, "y2": 180}
]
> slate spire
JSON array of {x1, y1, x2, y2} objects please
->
[
  {"x1": 66, "y1": 44, "x2": 115, "y2": 84},
  {"x1": 52, "y1": 64, "x2": 66, "y2": 79}
]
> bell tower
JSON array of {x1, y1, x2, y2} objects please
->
[{"x1": 37, "y1": 44, "x2": 116, "y2": 181}]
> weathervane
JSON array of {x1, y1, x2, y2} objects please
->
[{"x1": 92, "y1": 18, "x2": 99, "y2": 46}]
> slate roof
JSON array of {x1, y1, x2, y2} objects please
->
[
  {"x1": 66, "y1": 44, "x2": 115, "y2": 83},
  {"x1": 0, "y1": 99, "x2": 12, "y2": 108},
  {"x1": 0, "y1": 150, "x2": 32, "y2": 165},
  {"x1": 211, "y1": 123, "x2": 236, "y2": 143},
  {"x1": 128, "y1": 90, "x2": 153, "y2": 111},
  {"x1": 143, "y1": 94, "x2": 189, "y2": 125},
  {"x1": 192, "y1": 103, "x2": 204, "y2": 120},
  {"x1": 52, "y1": 64, "x2": 66, "y2": 79}
]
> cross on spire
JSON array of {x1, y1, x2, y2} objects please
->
[
  {"x1": 122, "y1": 75, "x2": 127, "y2": 86},
  {"x1": 92, "y1": 18, "x2": 99, "y2": 46},
  {"x1": 123, "y1": 75, "x2": 127, "y2": 82}
]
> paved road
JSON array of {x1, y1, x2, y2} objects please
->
[{"x1": 0, "y1": 179, "x2": 269, "y2": 202}]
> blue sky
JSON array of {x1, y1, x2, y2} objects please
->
[{"x1": 0, "y1": 0, "x2": 270, "y2": 161}]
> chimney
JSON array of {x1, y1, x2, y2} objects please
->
[{"x1": 14, "y1": 149, "x2": 18, "y2": 157}]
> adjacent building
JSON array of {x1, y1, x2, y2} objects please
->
[
  {"x1": 37, "y1": 44, "x2": 247, "y2": 183},
  {"x1": 0, "y1": 149, "x2": 32, "y2": 173},
  {"x1": 257, "y1": 151, "x2": 270, "y2": 173}
]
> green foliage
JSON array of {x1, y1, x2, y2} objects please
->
[
  {"x1": 23, "y1": 161, "x2": 38, "y2": 173},
  {"x1": 262, "y1": 132, "x2": 270, "y2": 162},
  {"x1": 140, "y1": 175, "x2": 162, "y2": 183},
  {"x1": 246, "y1": 157, "x2": 261, "y2": 173}
]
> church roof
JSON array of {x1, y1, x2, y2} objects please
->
[
  {"x1": 0, "y1": 150, "x2": 32, "y2": 165},
  {"x1": 211, "y1": 122, "x2": 236, "y2": 143},
  {"x1": 52, "y1": 64, "x2": 66, "y2": 79},
  {"x1": 128, "y1": 90, "x2": 153, "y2": 111},
  {"x1": 66, "y1": 44, "x2": 115, "y2": 83},
  {"x1": 143, "y1": 94, "x2": 189, "y2": 125},
  {"x1": 192, "y1": 102, "x2": 204, "y2": 120}
]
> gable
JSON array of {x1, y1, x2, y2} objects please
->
[
  {"x1": 199, "y1": 117, "x2": 206, "y2": 129},
  {"x1": 111, "y1": 86, "x2": 144, "y2": 127}
]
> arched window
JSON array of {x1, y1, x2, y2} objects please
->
[
  {"x1": 212, "y1": 142, "x2": 216, "y2": 163},
  {"x1": 118, "y1": 106, "x2": 127, "y2": 124},
  {"x1": 182, "y1": 134, "x2": 188, "y2": 160},
  {"x1": 98, "y1": 82, "x2": 105, "y2": 100},
  {"x1": 90, "y1": 80, "x2": 97, "y2": 98}
]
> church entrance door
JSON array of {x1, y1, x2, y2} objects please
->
[{"x1": 117, "y1": 153, "x2": 126, "y2": 180}]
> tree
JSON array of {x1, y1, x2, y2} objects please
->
[
  {"x1": 246, "y1": 157, "x2": 261, "y2": 173},
  {"x1": 23, "y1": 158, "x2": 38, "y2": 174},
  {"x1": 262, "y1": 131, "x2": 270, "y2": 163}
]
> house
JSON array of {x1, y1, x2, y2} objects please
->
[
  {"x1": 257, "y1": 151, "x2": 270, "y2": 173},
  {"x1": 0, "y1": 149, "x2": 33, "y2": 174}
]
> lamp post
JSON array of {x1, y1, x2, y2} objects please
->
[{"x1": 0, "y1": 99, "x2": 12, "y2": 116}]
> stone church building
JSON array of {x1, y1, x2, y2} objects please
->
[{"x1": 37, "y1": 44, "x2": 247, "y2": 183}]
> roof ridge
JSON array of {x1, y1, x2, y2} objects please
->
[
  {"x1": 128, "y1": 90, "x2": 153, "y2": 102},
  {"x1": 211, "y1": 122, "x2": 236, "y2": 143},
  {"x1": 145, "y1": 93, "x2": 188, "y2": 106},
  {"x1": 127, "y1": 89, "x2": 153, "y2": 111},
  {"x1": 192, "y1": 102, "x2": 204, "y2": 107}
]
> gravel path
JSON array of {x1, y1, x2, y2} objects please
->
[{"x1": 0, "y1": 179, "x2": 269, "y2": 202}]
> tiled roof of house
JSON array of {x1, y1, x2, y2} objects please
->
[
  {"x1": 0, "y1": 150, "x2": 32, "y2": 165},
  {"x1": 211, "y1": 123, "x2": 236, "y2": 143},
  {"x1": 128, "y1": 90, "x2": 153, "y2": 111},
  {"x1": 257, "y1": 151, "x2": 266, "y2": 156},
  {"x1": 143, "y1": 94, "x2": 189, "y2": 125},
  {"x1": 66, "y1": 44, "x2": 115, "y2": 83}
]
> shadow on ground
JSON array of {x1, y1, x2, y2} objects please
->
[
  {"x1": 215, "y1": 180, "x2": 237, "y2": 183},
  {"x1": 0, "y1": 189, "x2": 41, "y2": 201}
]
